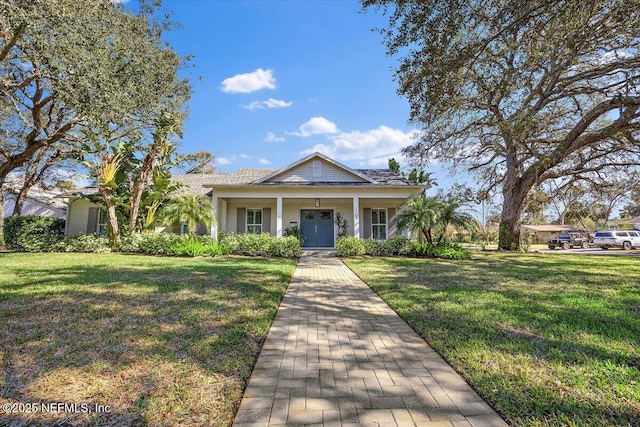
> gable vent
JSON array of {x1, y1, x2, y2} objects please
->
[{"x1": 312, "y1": 160, "x2": 321, "y2": 177}]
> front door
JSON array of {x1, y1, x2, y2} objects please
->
[{"x1": 300, "y1": 209, "x2": 334, "y2": 247}]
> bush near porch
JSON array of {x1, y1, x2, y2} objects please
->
[
  {"x1": 3, "y1": 221, "x2": 302, "y2": 258},
  {"x1": 336, "y1": 235, "x2": 470, "y2": 259}
]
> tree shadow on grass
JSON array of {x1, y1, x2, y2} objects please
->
[
  {"x1": 345, "y1": 255, "x2": 640, "y2": 426},
  {"x1": 0, "y1": 254, "x2": 296, "y2": 426}
]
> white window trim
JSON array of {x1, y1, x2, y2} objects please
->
[
  {"x1": 246, "y1": 208, "x2": 263, "y2": 234},
  {"x1": 371, "y1": 208, "x2": 388, "y2": 241}
]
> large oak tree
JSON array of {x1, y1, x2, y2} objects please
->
[
  {"x1": 0, "y1": 0, "x2": 188, "y2": 235},
  {"x1": 364, "y1": 0, "x2": 640, "y2": 249}
]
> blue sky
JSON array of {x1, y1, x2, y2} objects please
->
[{"x1": 156, "y1": 1, "x2": 435, "y2": 176}]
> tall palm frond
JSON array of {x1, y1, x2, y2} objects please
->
[{"x1": 161, "y1": 193, "x2": 214, "y2": 236}]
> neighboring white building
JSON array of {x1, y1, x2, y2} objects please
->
[
  {"x1": 63, "y1": 153, "x2": 423, "y2": 248},
  {"x1": 2, "y1": 179, "x2": 66, "y2": 219}
]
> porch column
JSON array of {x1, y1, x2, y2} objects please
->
[
  {"x1": 353, "y1": 197, "x2": 360, "y2": 238},
  {"x1": 211, "y1": 192, "x2": 218, "y2": 240},
  {"x1": 276, "y1": 196, "x2": 283, "y2": 237}
]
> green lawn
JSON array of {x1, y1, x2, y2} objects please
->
[
  {"x1": 344, "y1": 252, "x2": 640, "y2": 427},
  {"x1": 0, "y1": 253, "x2": 296, "y2": 426}
]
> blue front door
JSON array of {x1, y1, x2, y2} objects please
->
[{"x1": 300, "y1": 209, "x2": 334, "y2": 247}]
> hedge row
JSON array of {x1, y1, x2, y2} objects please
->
[
  {"x1": 335, "y1": 236, "x2": 471, "y2": 260},
  {"x1": 4, "y1": 217, "x2": 302, "y2": 258},
  {"x1": 5, "y1": 217, "x2": 468, "y2": 260},
  {"x1": 4, "y1": 216, "x2": 65, "y2": 252}
]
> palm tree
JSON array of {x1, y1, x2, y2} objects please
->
[
  {"x1": 434, "y1": 197, "x2": 479, "y2": 244},
  {"x1": 161, "y1": 193, "x2": 214, "y2": 236},
  {"x1": 92, "y1": 151, "x2": 125, "y2": 250},
  {"x1": 395, "y1": 194, "x2": 439, "y2": 244}
]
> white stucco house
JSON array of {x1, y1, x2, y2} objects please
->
[
  {"x1": 3, "y1": 179, "x2": 66, "y2": 219},
  {"x1": 63, "y1": 153, "x2": 423, "y2": 248}
]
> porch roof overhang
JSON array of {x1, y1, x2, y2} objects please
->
[{"x1": 203, "y1": 183, "x2": 423, "y2": 191}]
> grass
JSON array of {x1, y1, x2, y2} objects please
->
[
  {"x1": 0, "y1": 253, "x2": 296, "y2": 426},
  {"x1": 344, "y1": 252, "x2": 640, "y2": 427}
]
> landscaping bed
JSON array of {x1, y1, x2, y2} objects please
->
[
  {"x1": 345, "y1": 252, "x2": 640, "y2": 426},
  {"x1": 0, "y1": 253, "x2": 296, "y2": 426}
]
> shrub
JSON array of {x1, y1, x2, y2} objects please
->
[
  {"x1": 167, "y1": 236, "x2": 224, "y2": 257},
  {"x1": 4, "y1": 216, "x2": 65, "y2": 252},
  {"x1": 219, "y1": 232, "x2": 271, "y2": 256},
  {"x1": 219, "y1": 232, "x2": 301, "y2": 257},
  {"x1": 362, "y1": 239, "x2": 383, "y2": 256},
  {"x1": 283, "y1": 226, "x2": 304, "y2": 246},
  {"x1": 270, "y1": 236, "x2": 302, "y2": 258},
  {"x1": 120, "y1": 232, "x2": 182, "y2": 255},
  {"x1": 52, "y1": 234, "x2": 110, "y2": 253},
  {"x1": 336, "y1": 236, "x2": 366, "y2": 257},
  {"x1": 383, "y1": 236, "x2": 413, "y2": 255},
  {"x1": 411, "y1": 242, "x2": 471, "y2": 260}
]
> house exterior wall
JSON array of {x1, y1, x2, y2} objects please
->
[
  {"x1": 66, "y1": 199, "x2": 97, "y2": 235},
  {"x1": 269, "y1": 159, "x2": 366, "y2": 183},
  {"x1": 217, "y1": 194, "x2": 411, "y2": 243}
]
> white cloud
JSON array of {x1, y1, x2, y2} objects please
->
[
  {"x1": 218, "y1": 154, "x2": 252, "y2": 165},
  {"x1": 288, "y1": 116, "x2": 338, "y2": 137},
  {"x1": 244, "y1": 98, "x2": 292, "y2": 110},
  {"x1": 259, "y1": 158, "x2": 271, "y2": 165},
  {"x1": 221, "y1": 68, "x2": 276, "y2": 94},
  {"x1": 264, "y1": 132, "x2": 285, "y2": 143},
  {"x1": 301, "y1": 125, "x2": 417, "y2": 166}
]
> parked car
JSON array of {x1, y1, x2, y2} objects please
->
[
  {"x1": 547, "y1": 232, "x2": 591, "y2": 250},
  {"x1": 593, "y1": 230, "x2": 640, "y2": 250}
]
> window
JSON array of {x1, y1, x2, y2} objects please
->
[
  {"x1": 371, "y1": 209, "x2": 387, "y2": 240},
  {"x1": 97, "y1": 209, "x2": 108, "y2": 236},
  {"x1": 180, "y1": 223, "x2": 189, "y2": 235},
  {"x1": 629, "y1": 231, "x2": 639, "y2": 237},
  {"x1": 312, "y1": 160, "x2": 321, "y2": 177},
  {"x1": 247, "y1": 208, "x2": 262, "y2": 234}
]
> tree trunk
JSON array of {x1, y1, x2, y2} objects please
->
[
  {"x1": 0, "y1": 188, "x2": 4, "y2": 239},
  {"x1": 558, "y1": 211, "x2": 566, "y2": 225},
  {"x1": 499, "y1": 172, "x2": 533, "y2": 250},
  {"x1": 128, "y1": 151, "x2": 156, "y2": 235},
  {"x1": 100, "y1": 189, "x2": 121, "y2": 250},
  {"x1": 12, "y1": 186, "x2": 29, "y2": 216}
]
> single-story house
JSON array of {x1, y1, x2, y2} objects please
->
[
  {"x1": 3, "y1": 179, "x2": 66, "y2": 219},
  {"x1": 62, "y1": 153, "x2": 423, "y2": 248},
  {"x1": 520, "y1": 224, "x2": 582, "y2": 244}
]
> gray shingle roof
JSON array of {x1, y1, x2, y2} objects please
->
[
  {"x1": 205, "y1": 168, "x2": 413, "y2": 186},
  {"x1": 65, "y1": 167, "x2": 414, "y2": 198},
  {"x1": 171, "y1": 174, "x2": 219, "y2": 195},
  {"x1": 356, "y1": 169, "x2": 413, "y2": 186},
  {"x1": 203, "y1": 169, "x2": 276, "y2": 185}
]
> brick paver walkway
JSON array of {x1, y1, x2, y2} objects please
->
[{"x1": 233, "y1": 255, "x2": 508, "y2": 427}]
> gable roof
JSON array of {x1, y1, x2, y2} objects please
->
[
  {"x1": 64, "y1": 154, "x2": 417, "y2": 198},
  {"x1": 254, "y1": 152, "x2": 377, "y2": 184}
]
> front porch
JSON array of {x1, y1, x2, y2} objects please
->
[{"x1": 211, "y1": 192, "x2": 408, "y2": 248}]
